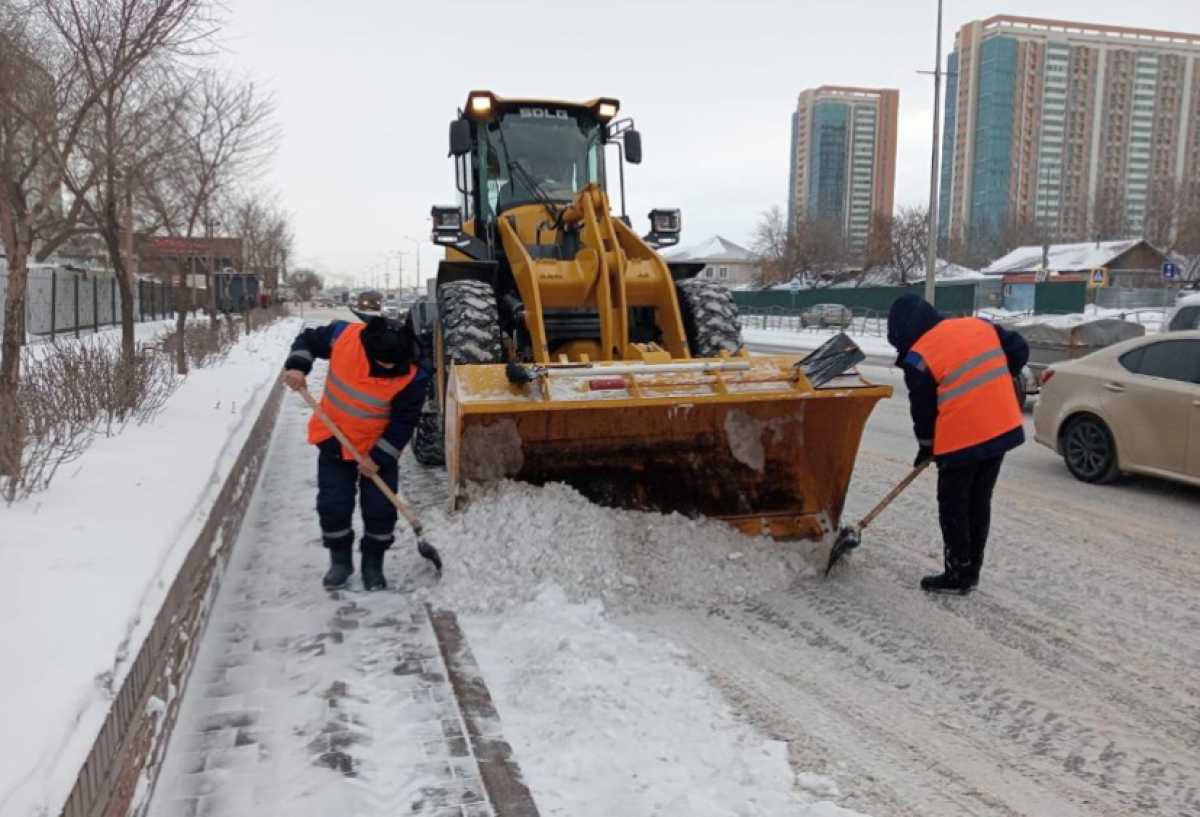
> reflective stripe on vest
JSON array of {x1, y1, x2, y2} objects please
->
[
  {"x1": 910, "y1": 318, "x2": 1022, "y2": 456},
  {"x1": 306, "y1": 322, "x2": 417, "y2": 459}
]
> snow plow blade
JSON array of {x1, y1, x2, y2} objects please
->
[{"x1": 445, "y1": 356, "x2": 891, "y2": 540}]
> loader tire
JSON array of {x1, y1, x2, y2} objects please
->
[
  {"x1": 411, "y1": 380, "x2": 444, "y2": 466},
  {"x1": 676, "y1": 279, "x2": 743, "y2": 357},
  {"x1": 440, "y1": 280, "x2": 504, "y2": 365},
  {"x1": 415, "y1": 280, "x2": 504, "y2": 468}
]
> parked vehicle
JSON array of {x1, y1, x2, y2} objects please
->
[
  {"x1": 801, "y1": 303, "x2": 852, "y2": 329},
  {"x1": 1033, "y1": 331, "x2": 1200, "y2": 487},
  {"x1": 1003, "y1": 318, "x2": 1145, "y2": 409},
  {"x1": 1166, "y1": 293, "x2": 1200, "y2": 332}
]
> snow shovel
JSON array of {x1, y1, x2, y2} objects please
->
[
  {"x1": 824, "y1": 460, "x2": 931, "y2": 576},
  {"x1": 296, "y1": 386, "x2": 442, "y2": 574}
]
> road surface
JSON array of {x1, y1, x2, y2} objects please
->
[
  {"x1": 150, "y1": 311, "x2": 1200, "y2": 817},
  {"x1": 634, "y1": 362, "x2": 1200, "y2": 817}
]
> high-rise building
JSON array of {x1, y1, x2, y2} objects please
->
[
  {"x1": 788, "y1": 86, "x2": 899, "y2": 253},
  {"x1": 940, "y1": 16, "x2": 1200, "y2": 249}
]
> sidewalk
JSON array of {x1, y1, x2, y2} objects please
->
[{"x1": 146, "y1": 374, "x2": 501, "y2": 817}]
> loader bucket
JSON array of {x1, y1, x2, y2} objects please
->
[{"x1": 444, "y1": 356, "x2": 891, "y2": 540}]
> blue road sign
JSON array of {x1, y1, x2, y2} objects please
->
[{"x1": 1163, "y1": 262, "x2": 1180, "y2": 280}]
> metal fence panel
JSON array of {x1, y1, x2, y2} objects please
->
[
  {"x1": 0, "y1": 263, "x2": 162, "y2": 341},
  {"x1": 1095, "y1": 286, "x2": 1182, "y2": 310},
  {"x1": 733, "y1": 282, "x2": 978, "y2": 316}
]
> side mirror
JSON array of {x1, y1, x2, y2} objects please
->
[
  {"x1": 624, "y1": 129, "x2": 642, "y2": 165},
  {"x1": 449, "y1": 119, "x2": 472, "y2": 157}
]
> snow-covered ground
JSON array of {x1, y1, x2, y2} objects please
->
[
  {"x1": 0, "y1": 318, "x2": 300, "y2": 817},
  {"x1": 20, "y1": 310, "x2": 1198, "y2": 817},
  {"x1": 146, "y1": 362, "x2": 866, "y2": 817},
  {"x1": 742, "y1": 326, "x2": 896, "y2": 362}
]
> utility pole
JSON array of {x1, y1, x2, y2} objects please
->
[{"x1": 923, "y1": 0, "x2": 945, "y2": 306}]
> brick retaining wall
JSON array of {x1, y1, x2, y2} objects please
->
[{"x1": 59, "y1": 382, "x2": 286, "y2": 817}]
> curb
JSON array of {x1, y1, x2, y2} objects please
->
[
  {"x1": 428, "y1": 606, "x2": 541, "y2": 817},
  {"x1": 58, "y1": 381, "x2": 286, "y2": 817}
]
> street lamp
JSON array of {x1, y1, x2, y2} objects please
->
[{"x1": 401, "y1": 235, "x2": 424, "y2": 294}]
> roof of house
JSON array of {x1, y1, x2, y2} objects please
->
[
  {"x1": 665, "y1": 235, "x2": 759, "y2": 264},
  {"x1": 981, "y1": 239, "x2": 1155, "y2": 275}
]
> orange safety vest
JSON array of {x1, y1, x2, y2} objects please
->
[
  {"x1": 306, "y1": 323, "x2": 417, "y2": 460},
  {"x1": 910, "y1": 318, "x2": 1022, "y2": 457}
]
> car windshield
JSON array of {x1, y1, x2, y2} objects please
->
[{"x1": 480, "y1": 109, "x2": 603, "y2": 218}]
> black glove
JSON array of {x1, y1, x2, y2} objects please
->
[{"x1": 914, "y1": 444, "x2": 934, "y2": 468}]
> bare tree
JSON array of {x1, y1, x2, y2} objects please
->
[
  {"x1": 140, "y1": 69, "x2": 277, "y2": 370},
  {"x1": 1091, "y1": 184, "x2": 1129, "y2": 243},
  {"x1": 888, "y1": 205, "x2": 930, "y2": 285},
  {"x1": 751, "y1": 205, "x2": 793, "y2": 287},
  {"x1": 1, "y1": 0, "x2": 209, "y2": 475},
  {"x1": 1143, "y1": 177, "x2": 1179, "y2": 252},
  {"x1": 222, "y1": 190, "x2": 293, "y2": 293},
  {"x1": 286, "y1": 268, "x2": 322, "y2": 301}
]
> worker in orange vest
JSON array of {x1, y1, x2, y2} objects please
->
[
  {"x1": 282, "y1": 315, "x2": 427, "y2": 591},
  {"x1": 887, "y1": 295, "x2": 1029, "y2": 594}
]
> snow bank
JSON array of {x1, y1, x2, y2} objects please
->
[
  {"x1": 742, "y1": 328, "x2": 896, "y2": 360},
  {"x1": 0, "y1": 318, "x2": 300, "y2": 817},
  {"x1": 419, "y1": 480, "x2": 815, "y2": 615},
  {"x1": 464, "y1": 586, "x2": 873, "y2": 817}
]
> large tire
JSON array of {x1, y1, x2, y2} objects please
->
[
  {"x1": 1061, "y1": 414, "x2": 1120, "y2": 484},
  {"x1": 413, "y1": 280, "x2": 504, "y2": 468},
  {"x1": 411, "y1": 380, "x2": 444, "y2": 466},
  {"x1": 675, "y1": 279, "x2": 743, "y2": 357}
]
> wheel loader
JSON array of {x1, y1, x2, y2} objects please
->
[{"x1": 411, "y1": 90, "x2": 890, "y2": 540}]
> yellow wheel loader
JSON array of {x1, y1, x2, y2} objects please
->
[{"x1": 411, "y1": 90, "x2": 890, "y2": 541}]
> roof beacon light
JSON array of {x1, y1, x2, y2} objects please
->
[
  {"x1": 597, "y1": 101, "x2": 618, "y2": 121},
  {"x1": 469, "y1": 93, "x2": 492, "y2": 116}
]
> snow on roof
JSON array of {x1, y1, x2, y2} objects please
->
[
  {"x1": 665, "y1": 235, "x2": 758, "y2": 264},
  {"x1": 982, "y1": 239, "x2": 1146, "y2": 275}
]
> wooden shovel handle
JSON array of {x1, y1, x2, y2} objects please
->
[
  {"x1": 858, "y1": 460, "x2": 931, "y2": 531},
  {"x1": 296, "y1": 385, "x2": 420, "y2": 529}
]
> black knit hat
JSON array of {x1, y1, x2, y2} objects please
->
[{"x1": 360, "y1": 317, "x2": 412, "y2": 365}]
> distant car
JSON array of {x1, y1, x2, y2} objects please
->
[
  {"x1": 801, "y1": 303, "x2": 852, "y2": 329},
  {"x1": 1166, "y1": 293, "x2": 1200, "y2": 332},
  {"x1": 383, "y1": 296, "x2": 401, "y2": 319},
  {"x1": 1033, "y1": 331, "x2": 1200, "y2": 487}
]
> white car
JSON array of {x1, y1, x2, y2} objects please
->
[
  {"x1": 1166, "y1": 293, "x2": 1200, "y2": 332},
  {"x1": 1033, "y1": 331, "x2": 1200, "y2": 487}
]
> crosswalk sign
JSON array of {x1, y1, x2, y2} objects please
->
[{"x1": 1089, "y1": 268, "x2": 1108, "y2": 288}]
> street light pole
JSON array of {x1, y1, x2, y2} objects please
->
[
  {"x1": 924, "y1": 0, "x2": 945, "y2": 306},
  {"x1": 401, "y1": 236, "x2": 423, "y2": 294}
]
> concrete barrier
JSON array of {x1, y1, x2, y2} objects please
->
[{"x1": 58, "y1": 383, "x2": 285, "y2": 817}]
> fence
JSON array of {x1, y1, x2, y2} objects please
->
[
  {"x1": 1095, "y1": 286, "x2": 1183, "y2": 311},
  {"x1": 734, "y1": 279, "x2": 1089, "y2": 318},
  {"x1": 733, "y1": 282, "x2": 980, "y2": 316},
  {"x1": 0, "y1": 262, "x2": 176, "y2": 342}
]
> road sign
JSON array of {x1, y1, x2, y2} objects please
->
[
  {"x1": 1163, "y1": 262, "x2": 1180, "y2": 281},
  {"x1": 1088, "y1": 268, "x2": 1107, "y2": 288}
]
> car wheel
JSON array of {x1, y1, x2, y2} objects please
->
[{"x1": 1062, "y1": 415, "x2": 1119, "y2": 484}]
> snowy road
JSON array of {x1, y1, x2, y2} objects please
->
[
  {"x1": 636, "y1": 364, "x2": 1200, "y2": 817},
  {"x1": 147, "y1": 315, "x2": 1200, "y2": 816}
]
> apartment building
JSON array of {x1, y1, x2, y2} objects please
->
[
  {"x1": 788, "y1": 86, "x2": 899, "y2": 253},
  {"x1": 939, "y1": 16, "x2": 1200, "y2": 248}
]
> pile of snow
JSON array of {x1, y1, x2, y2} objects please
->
[
  {"x1": 0, "y1": 318, "x2": 301, "y2": 817},
  {"x1": 465, "y1": 586, "x2": 872, "y2": 817},
  {"x1": 419, "y1": 481, "x2": 816, "y2": 615}
]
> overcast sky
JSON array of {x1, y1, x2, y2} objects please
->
[{"x1": 216, "y1": 0, "x2": 1195, "y2": 287}]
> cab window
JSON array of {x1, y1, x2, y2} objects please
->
[{"x1": 1119, "y1": 340, "x2": 1200, "y2": 384}]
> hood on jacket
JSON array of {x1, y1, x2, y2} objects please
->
[{"x1": 887, "y1": 294, "x2": 943, "y2": 363}]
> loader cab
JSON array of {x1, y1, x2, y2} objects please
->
[{"x1": 444, "y1": 91, "x2": 639, "y2": 236}]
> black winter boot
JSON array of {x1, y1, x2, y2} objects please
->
[
  {"x1": 920, "y1": 571, "x2": 974, "y2": 595},
  {"x1": 323, "y1": 546, "x2": 354, "y2": 590},
  {"x1": 361, "y1": 549, "x2": 387, "y2": 591}
]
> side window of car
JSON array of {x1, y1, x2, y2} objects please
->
[
  {"x1": 1121, "y1": 340, "x2": 1200, "y2": 384},
  {"x1": 1168, "y1": 306, "x2": 1200, "y2": 332}
]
